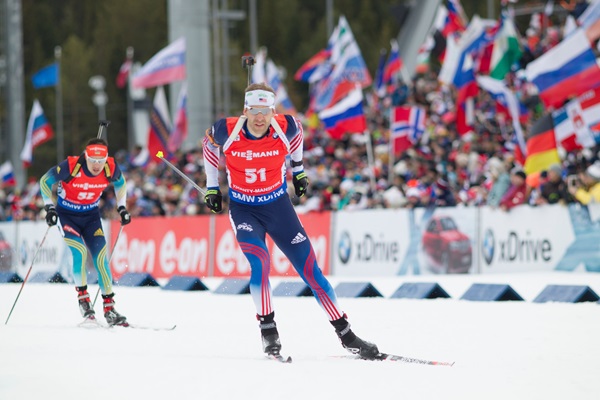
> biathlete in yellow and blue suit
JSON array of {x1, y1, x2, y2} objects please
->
[
  {"x1": 40, "y1": 138, "x2": 131, "y2": 326},
  {"x1": 202, "y1": 82, "x2": 379, "y2": 359}
]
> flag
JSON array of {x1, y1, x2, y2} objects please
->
[
  {"x1": 0, "y1": 161, "x2": 16, "y2": 187},
  {"x1": 552, "y1": 87, "x2": 600, "y2": 152},
  {"x1": 476, "y1": 76, "x2": 527, "y2": 160},
  {"x1": 265, "y1": 59, "x2": 296, "y2": 115},
  {"x1": 20, "y1": 100, "x2": 54, "y2": 167},
  {"x1": 489, "y1": 16, "x2": 522, "y2": 80},
  {"x1": 168, "y1": 83, "x2": 188, "y2": 153},
  {"x1": 132, "y1": 37, "x2": 186, "y2": 89},
  {"x1": 294, "y1": 48, "x2": 331, "y2": 83},
  {"x1": 374, "y1": 49, "x2": 387, "y2": 97},
  {"x1": 116, "y1": 58, "x2": 133, "y2": 89},
  {"x1": 312, "y1": 16, "x2": 372, "y2": 112},
  {"x1": 383, "y1": 39, "x2": 403, "y2": 88},
  {"x1": 32, "y1": 63, "x2": 59, "y2": 89},
  {"x1": 446, "y1": 0, "x2": 468, "y2": 35},
  {"x1": 390, "y1": 105, "x2": 426, "y2": 156},
  {"x1": 147, "y1": 87, "x2": 173, "y2": 160},
  {"x1": 523, "y1": 114, "x2": 560, "y2": 175},
  {"x1": 525, "y1": 29, "x2": 600, "y2": 109},
  {"x1": 318, "y1": 87, "x2": 366, "y2": 140}
]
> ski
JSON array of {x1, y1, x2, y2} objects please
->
[
  {"x1": 373, "y1": 352, "x2": 454, "y2": 366},
  {"x1": 78, "y1": 318, "x2": 176, "y2": 331},
  {"x1": 267, "y1": 353, "x2": 292, "y2": 363}
]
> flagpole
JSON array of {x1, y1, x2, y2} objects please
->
[
  {"x1": 126, "y1": 47, "x2": 135, "y2": 151},
  {"x1": 364, "y1": 130, "x2": 377, "y2": 193},
  {"x1": 54, "y1": 46, "x2": 64, "y2": 163}
]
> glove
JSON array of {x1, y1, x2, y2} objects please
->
[
  {"x1": 44, "y1": 205, "x2": 58, "y2": 226},
  {"x1": 117, "y1": 206, "x2": 131, "y2": 225},
  {"x1": 293, "y1": 172, "x2": 309, "y2": 198},
  {"x1": 205, "y1": 189, "x2": 223, "y2": 213}
]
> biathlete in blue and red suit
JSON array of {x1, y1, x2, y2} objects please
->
[
  {"x1": 40, "y1": 138, "x2": 132, "y2": 326},
  {"x1": 202, "y1": 82, "x2": 379, "y2": 359}
]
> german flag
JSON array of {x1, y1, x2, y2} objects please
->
[{"x1": 523, "y1": 114, "x2": 561, "y2": 175}]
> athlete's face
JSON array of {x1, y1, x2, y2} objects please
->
[
  {"x1": 86, "y1": 156, "x2": 107, "y2": 175},
  {"x1": 244, "y1": 106, "x2": 273, "y2": 137}
]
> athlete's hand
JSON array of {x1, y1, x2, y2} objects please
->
[
  {"x1": 44, "y1": 205, "x2": 58, "y2": 226},
  {"x1": 205, "y1": 189, "x2": 223, "y2": 213},
  {"x1": 293, "y1": 172, "x2": 309, "y2": 198},
  {"x1": 117, "y1": 206, "x2": 131, "y2": 225}
]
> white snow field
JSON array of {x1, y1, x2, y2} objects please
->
[{"x1": 1, "y1": 272, "x2": 599, "y2": 400}]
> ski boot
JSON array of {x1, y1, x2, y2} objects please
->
[
  {"x1": 331, "y1": 315, "x2": 379, "y2": 360},
  {"x1": 102, "y1": 293, "x2": 128, "y2": 326},
  {"x1": 76, "y1": 285, "x2": 95, "y2": 319},
  {"x1": 258, "y1": 312, "x2": 281, "y2": 355}
]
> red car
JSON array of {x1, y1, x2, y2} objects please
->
[{"x1": 421, "y1": 215, "x2": 471, "y2": 274}]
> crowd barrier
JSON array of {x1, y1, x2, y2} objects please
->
[{"x1": 1, "y1": 203, "x2": 600, "y2": 283}]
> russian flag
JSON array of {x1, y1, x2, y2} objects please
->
[
  {"x1": 20, "y1": 99, "x2": 54, "y2": 167},
  {"x1": 147, "y1": 87, "x2": 173, "y2": 161},
  {"x1": 0, "y1": 161, "x2": 16, "y2": 187},
  {"x1": 525, "y1": 29, "x2": 600, "y2": 109},
  {"x1": 132, "y1": 37, "x2": 186, "y2": 89},
  {"x1": 294, "y1": 49, "x2": 331, "y2": 83},
  {"x1": 318, "y1": 87, "x2": 366, "y2": 140}
]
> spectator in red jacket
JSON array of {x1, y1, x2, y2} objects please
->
[{"x1": 500, "y1": 170, "x2": 528, "y2": 211}]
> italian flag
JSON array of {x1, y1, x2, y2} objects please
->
[{"x1": 490, "y1": 17, "x2": 522, "y2": 80}]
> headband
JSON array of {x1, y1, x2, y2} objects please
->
[
  {"x1": 244, "y1": 90, "x2": 275, "y2": 109},
  {"x1": 85, "y1": 144, "x2": 108, "y2": 158}
]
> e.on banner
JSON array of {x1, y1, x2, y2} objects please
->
[
  {"x1": 110, "y1": 216, "x2": 210, "y2": 280},
  {"x1": 212, "y1": 212, "x2": 331, "y2": 277}
]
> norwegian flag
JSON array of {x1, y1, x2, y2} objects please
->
[{"x1": 390, "y1": 106, "x2": 426, "y2": 156}]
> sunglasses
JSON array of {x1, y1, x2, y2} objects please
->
[
  {"x1": 247, "y1": 107, "x2": 272, "y2": 115},
  {"x1": 87, "y1": 156, "x2": 107, "y2": 165}
]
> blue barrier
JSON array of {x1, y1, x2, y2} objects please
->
[
  {"x1": 163, "y1": 276, "x2": 209, "y2": 291},
  {"x1": 391, "y1": 282, "x2": 450, "y2": 299},
  {"x1": 116, "y1": 272, "x2": 160, "y2": 287},
  {"x1": 272, "y1": 281, "x2": 313, "y2": 297},
  {"x1": 334, "y1": 282, "x2": 382, "y2": 298},
  {"x1": 533, "y1": 285, "x2": 600, "y2": 303},
  {"x1": 460, "y1": 283, "x2": 523, "y2": 301},
  {"x1": 29, "y1": 271, "x2": 68, "y2": 284},
  {"x1": 213, "y1": 279, "x2": 250, "y2": 295},
  {"x1": 0, "y1": 272, "x2": 23, "y2": 283}
]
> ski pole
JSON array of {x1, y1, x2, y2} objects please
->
[
  {"x1": 5, "y1": 225, "x2": 52, "y2": 325},
  {"x1": 156, "y1": 151, "x2": 206, "y2": 196},
  {"x1": 92, "y1": 224, "x2": 124, "y2": 308}
]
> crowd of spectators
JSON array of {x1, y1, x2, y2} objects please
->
[{"x1": 2, "y1": 1, "x2": 600, "y2": 222}]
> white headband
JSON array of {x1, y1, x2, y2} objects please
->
[{"x1": 244, "y1": 90, "x2": 275, "y2": 109}]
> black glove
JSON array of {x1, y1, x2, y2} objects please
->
[
  {"x1": 44, "y1": 205, "x2": 58, "y2": 226},
  {"x1": 293, "y1": 172, "x2": 309, "y2": 198},
  {"x1": 117, "y1": 206, "x2": 131, "y2": 225},
  {"x1": 205, "y1": 189, "x2": 223, "y2": 213}
]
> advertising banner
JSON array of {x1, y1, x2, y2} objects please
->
[{"x1": 110, "y1": 215, "x2": 210, "y2": 280}]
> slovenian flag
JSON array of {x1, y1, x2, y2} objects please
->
[
  {"x1": 525, "y1": 29, "x2": 600, "y2": 109},
  {"x1": 20, "y1": 100, "x2": 54, "y2": 167},
  {"x1": 132, "y1": 37, "x2": 186, "y2": 88}
]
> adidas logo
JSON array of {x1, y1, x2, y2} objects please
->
[
  {"x1": 291, "y1": 232, "x2": 306, "y2": 244},
  {"x1": 93, "y1": 228, "x2": 104, "y2": 237}
]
